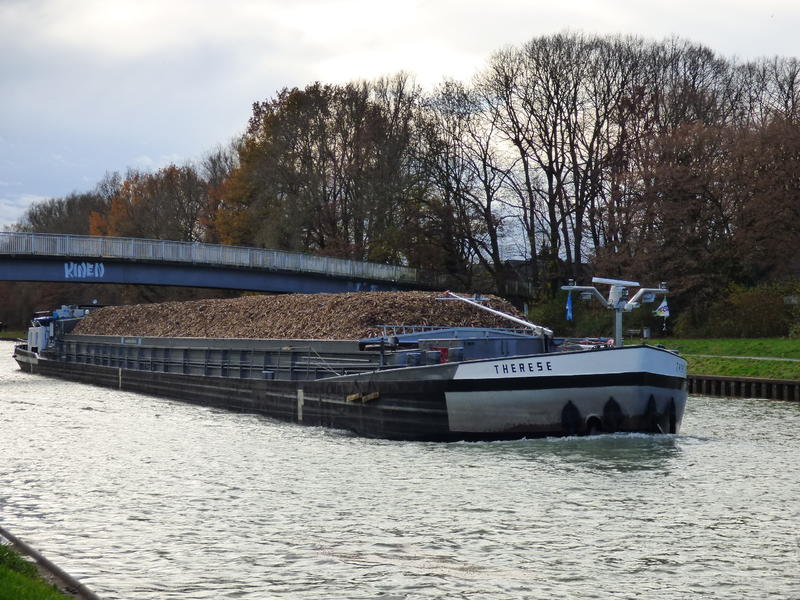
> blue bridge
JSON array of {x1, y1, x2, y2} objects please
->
[{"x1": 0, "y1": 232, "x2": 449, "y2": 293}]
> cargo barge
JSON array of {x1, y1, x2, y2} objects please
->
[{"x1": 12, "y1": 282, "x2": 688, "y2": 441}]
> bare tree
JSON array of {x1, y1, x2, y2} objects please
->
[{"x1": 422, "y1": 79, "x2": 514, "y2": 292}]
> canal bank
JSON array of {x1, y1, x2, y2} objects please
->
[
  {"x1": 0, "y1": 525, "x2": 101, "y2": 599},
  {"x1": 683, "y1": 351, "x2": 800, "y2": 401},
  {"x1": 689, "y1": 374, "x2": 800, "y2": 401}
]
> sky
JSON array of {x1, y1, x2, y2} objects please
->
[{"x1": 2, "y1": 0, "x2": 800, "y2": 228}]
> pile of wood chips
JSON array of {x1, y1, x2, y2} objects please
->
[{"x1": 72, "y1": 291, "x2": 528, "y2": 340}]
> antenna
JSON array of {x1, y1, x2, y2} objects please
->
[
  {"x1": 562, "y1": 278, "x2": 669, "y2": 347},
  {"x1": 591, "y1": 277, "x2": 640, "y2": 287}
]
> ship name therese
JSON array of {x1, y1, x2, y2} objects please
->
[{"x1": 493, "y1": 360, "x2": 553, "y2": 376}]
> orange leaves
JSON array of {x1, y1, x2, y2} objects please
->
[
  {"x1": 86, "y1": 166, "x2": 209, "y2": 241},
  {"x1": 207, "y1": 166, "x2": 256, "y2": 245},
  {"x1": 88, "y1": 210, "x2": 109, "y2": 236}
]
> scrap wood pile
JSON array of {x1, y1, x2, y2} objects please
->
[{"x1": 73, "y1": 291, "x2": 528, "y2": 340}]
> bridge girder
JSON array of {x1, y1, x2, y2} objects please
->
[{"x1": 0, "y1": 257, "x2": 418, "y2": 293}]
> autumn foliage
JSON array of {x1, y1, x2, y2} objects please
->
[{"x1": 11, "y1": 33, "x2": 800, "y2": 335}]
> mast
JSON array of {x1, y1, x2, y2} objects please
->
[{"x1": 561, "y1": 278, "x2": 669, "y2": 348}]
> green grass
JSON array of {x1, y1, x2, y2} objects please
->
[
  {"x1": 685, "y1": 356, "x2": 800, "y2": 380},
  {"x1": 0, "y1": 545, "x2": 72, "y2": 600},
  {"x1": 652, "y1": 338, "x2": 800, "y2": 379},
  {"x1": 0, "y1": 329, "x2": 25, "y2": 339},
  {"x1": 658, "y1": 337, "x2": 800, "y2": 359}
]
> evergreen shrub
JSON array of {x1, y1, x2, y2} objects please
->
[{"x1": 675, "y1": 283, "x2": 797, "y2": 338}]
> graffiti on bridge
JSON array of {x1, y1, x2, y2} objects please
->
[{"x1": 64, "y1": 262, "x2": 105, "y2": 279}]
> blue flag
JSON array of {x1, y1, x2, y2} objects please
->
[{"x1": 566, "y1": 291, "x2": 573, "y2": 321}]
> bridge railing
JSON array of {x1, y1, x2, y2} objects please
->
[{"x1": 0, "y1": 232, "x2": 432, "y2": 285}]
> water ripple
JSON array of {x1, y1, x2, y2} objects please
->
[{"x1": 1, "y1": 341, "x2": 799, "y2": 599}]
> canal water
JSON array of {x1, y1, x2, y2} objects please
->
[{"x1": 1, "y1": 341, "x2": 799, "y2": 599}]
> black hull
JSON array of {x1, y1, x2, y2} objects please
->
[
  {"x1": 14, "y1": 349, "x2": 686, "y2": 442},
  {"x1": 18, "y1": 354, "x2": 455, "y2": 440}
]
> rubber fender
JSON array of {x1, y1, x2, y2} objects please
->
[
  {"x1": 602, "y1": 397, "x2": 624, "y2": 433},
  {"x1": 668, "y1": 398, "x2": 677, "y2": 434},
  {"x1": 561, "y1": 400, "x2": 582, "y2": 436},
  {"x1": 645, "y1": 394, "x2": 659, "y2": 432}
]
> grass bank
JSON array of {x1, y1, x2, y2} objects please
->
[
  {"x1": 0, "y1": 330, "x2": 25, "y2": 340},
  {"x1": 684, "y1": 356, "x2": 800, "y2": 380},
  {"x1": 0, "y1": 544, "x2": 72, "y2": 600},
  {"x1": 655, "y1": 338, "x2": 800, "y2": 380},
  {"x1": 658, "y1": 338, "x2": 800, "y2": 359}
]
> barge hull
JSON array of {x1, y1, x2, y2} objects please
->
[
  {"x1": 16, "y1": 354, "x2": 454, "y2": 440},
  {"x1": 14, "y1": 347, "x2": 687, "y2": 441}
]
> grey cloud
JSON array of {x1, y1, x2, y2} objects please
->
[{"x1": 2, "y1": 0, "x2": 800, "y2": 227}]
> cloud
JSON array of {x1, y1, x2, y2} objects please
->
[
  {"x1": 2, "y1": 0, "x2": 800, "y2": 228},
  {"x1": 133, "y1": 154, "x2": 186, "y2": 170},
  {"x1": 0, "y1": 193, "x2": 48, "y2": 228}
]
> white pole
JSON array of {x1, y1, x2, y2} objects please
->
[{"x1": 443, "y1": 291, "x2": 553, "y2": 337}]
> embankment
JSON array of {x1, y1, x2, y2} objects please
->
[
  {"x1": 688, "y1": 374, "x2": 800, "y2": 401},
  {"x1": 0, "y1": 525, "x2": 101, "y2": 599}
]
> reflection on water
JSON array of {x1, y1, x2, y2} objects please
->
[{"x1": 1, "y1": 341, "x2": 799, "y2": 599}]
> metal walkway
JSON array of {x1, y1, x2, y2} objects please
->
[{"x1": 0, "y1": 232, "x2": 445, "y2": 293}]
